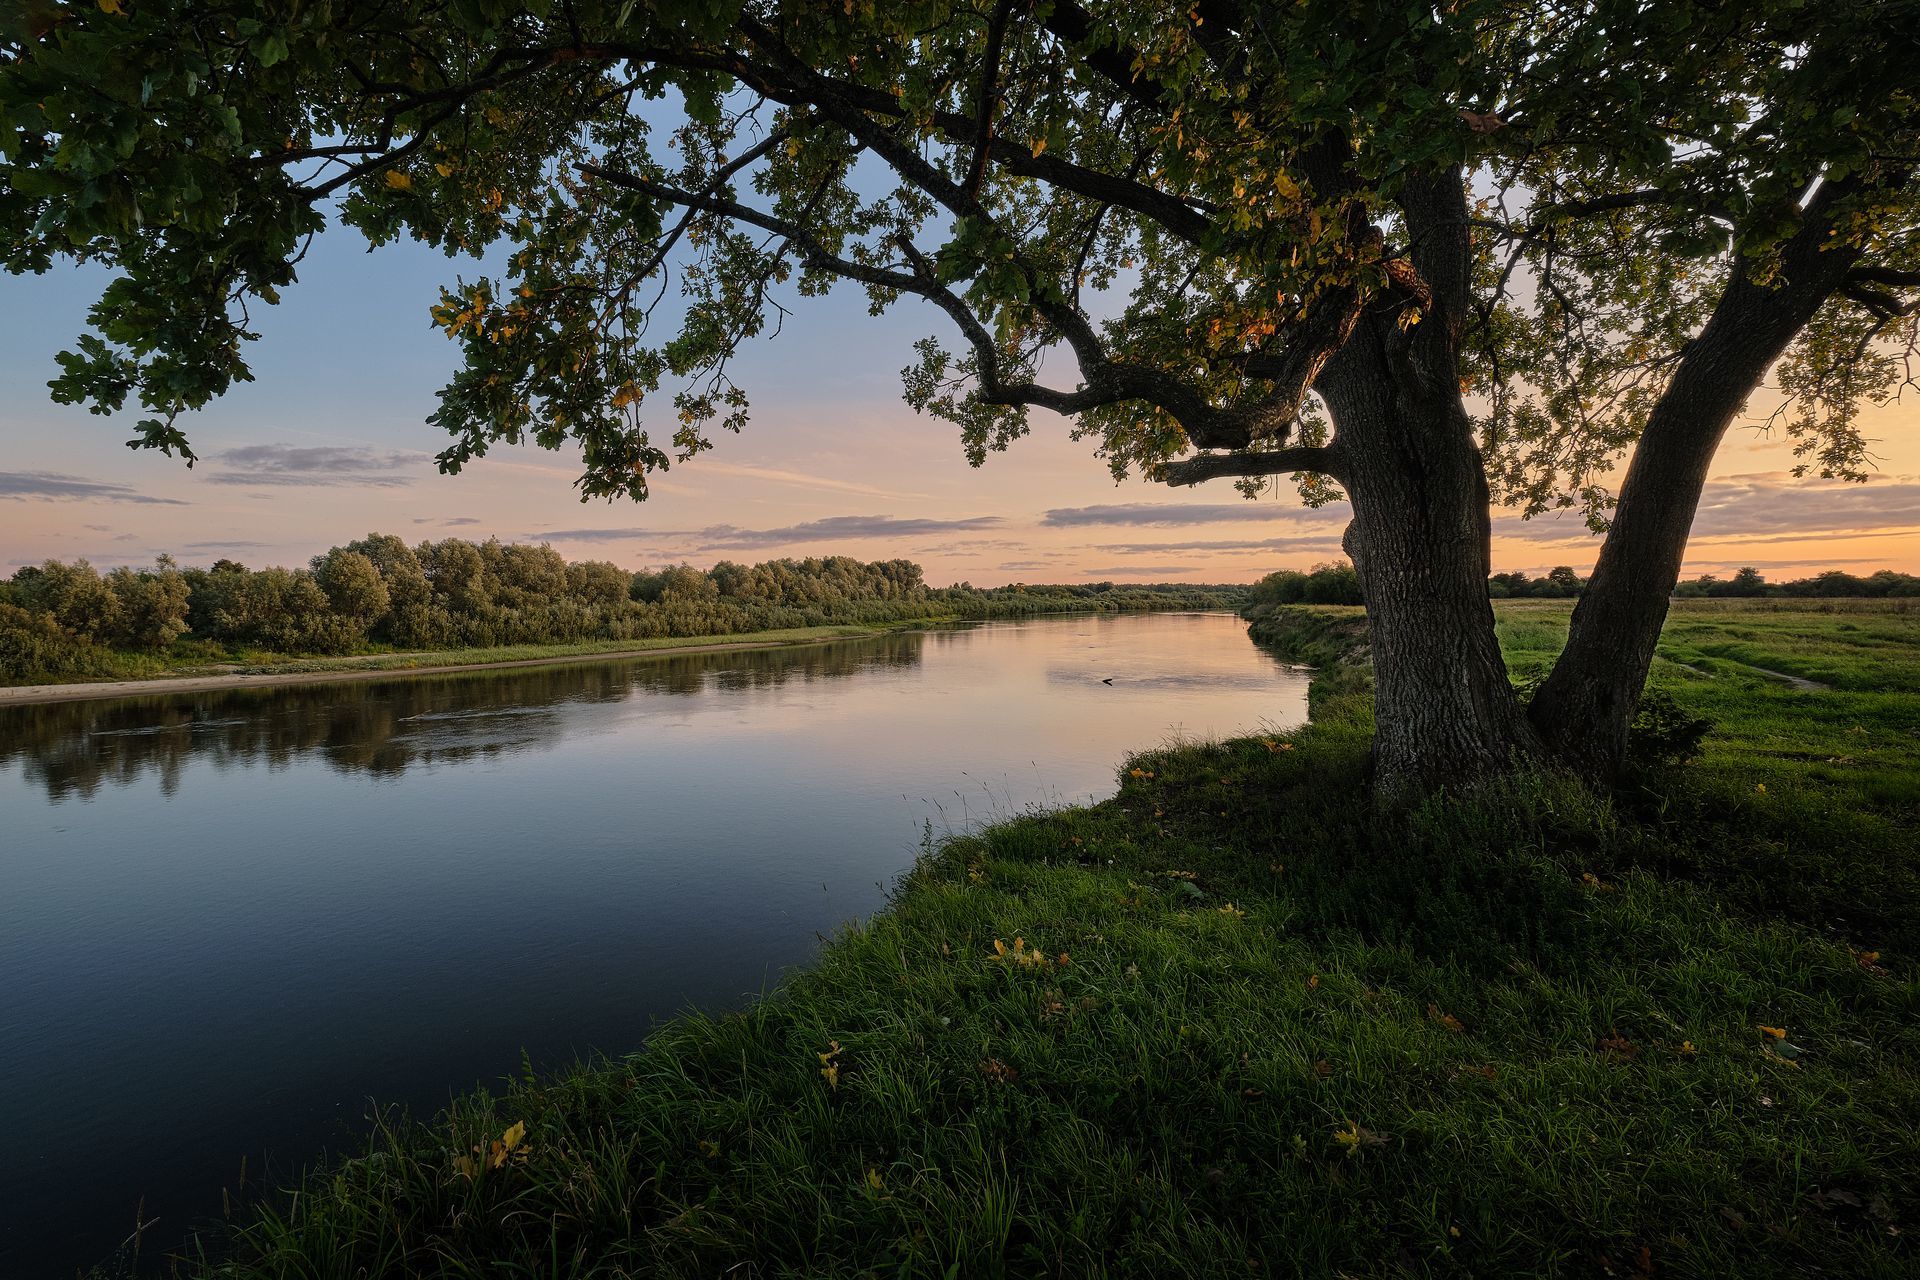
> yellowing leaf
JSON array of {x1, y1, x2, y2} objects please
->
[
  {"x1": 97, "y1": 0, "x2": 125, "y2": 12},
  {"x1": 1428, "y1": 1004, "x2": 1465, "y2": 1033},
  {"x1": 1757, "y1": 1025, "x2": 1787, "y2": 1040},
  {"x1": 821, "y1": 1062, "x2": 840, "y2": 1088},
  {"x1": 502, "y1": 1121, "x2": 526, "y2": 1152},
  {"x1": 865, "y1": 1167, "x2": 884, "y2": 1191},
  {"x1": 1030, "y1": 137, "x2": 1047, "y2": 158},
  {"x1": 1333, "y1": 1121, "x2": 1387, "y2": 1156},
  {"x1": 385, "y1": 170, "x2": 412, "y2": 190}
]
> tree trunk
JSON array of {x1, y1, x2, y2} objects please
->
[
  {"x1": 1530, "y1": 186, "x2": 1865, "y2": 777},
  {"x1": 1320, "y1": 325, "x2": 1544, "y2": 803}
]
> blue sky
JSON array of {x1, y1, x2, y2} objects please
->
[{"x1": 2, "y1": 220, "x2": 1915, "y2": 583}]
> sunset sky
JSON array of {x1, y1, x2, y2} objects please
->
[{"x1": 2, "y1": 224, "x2": 1915, "y2": 585}]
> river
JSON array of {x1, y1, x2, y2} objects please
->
[{"x1": 0, "y1": 612, "x2": 1308, "y2": 1274}]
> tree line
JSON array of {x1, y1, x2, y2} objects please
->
[
  {"x1": 1674, "y1": 567, "x2": 1920, "y2": 599},
  {"x1": 1251, "y1": 561, "x2": 1919, "y2": 611},
  {"x1": 1249, "y1": 562, "x2": 1587, "y2": 608},
  {"x1": 0, "y1": 536, "x2": 1247, "y2": 682}
]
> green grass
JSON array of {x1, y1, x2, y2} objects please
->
[
  {"x1": 8, "y1": 622, "x2": 946, "y2": 687},
  {"x1": 211, "y1": 623, "x2": 933, "y2": 676},
  {"x1": 155, "y1": 602, "x2": 1917, "y2": 1279}
]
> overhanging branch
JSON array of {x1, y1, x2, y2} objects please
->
[{"x1": 1158, "y1": 446, "x2": 1345, "y2": 486}]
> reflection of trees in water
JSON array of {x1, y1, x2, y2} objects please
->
[{"x1": 0, "y1": 633, "x2": 926, "y2": 802}]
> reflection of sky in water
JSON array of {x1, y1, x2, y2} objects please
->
[{"x1": 0, "y1": 613, "x2": 1309, "y2": 1275}]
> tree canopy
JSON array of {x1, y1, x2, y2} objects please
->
[
  {"x1": 5, "y1": 0, "x2": 1916, "y2": 788},
  {"x1": 6, "y1": 0, "x2": 1911, "y2": 499}
]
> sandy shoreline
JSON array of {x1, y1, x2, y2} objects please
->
[{"x1": 0, "y1": 631, "x2": 884, "y2": 707}]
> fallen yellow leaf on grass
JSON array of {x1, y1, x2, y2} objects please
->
[
  {"x1": 1757, "y1": 1025, "x2": 1787, "y2": 1040},
  {"x1": 1333, "y1": 1120, "x2": 1388, "y2": 1156},
  {"x1": 819, "y1": 1040, "x2": 844, "y2": 1089},
  {"x1": 989, "y1": 937, "x2": 1055, "y2": 968}
]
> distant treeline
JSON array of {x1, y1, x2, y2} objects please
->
[
  {"x1": 1247, "y1": 562, "x2": 1588, "y2": 609},
  {"x1": 0, "y1": 536, "x2": 1247, "y2": 682},
  {"x1": 1673, "y1": 566, "x2": 1920, "y2": 599},
  {"x1": 1249, "y1": 560, "x2": 1919, "y2": 611}
]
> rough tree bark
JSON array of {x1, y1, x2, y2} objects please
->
[
  {"x1": 1530, "y1": 183, "x2": 1868, "y2": 777},
  {"x1": 1320, "y1": 328, "x2": 1544, "y2": 801},
  {"x1": 1307, "y1": 168, "x2": 1545, "y2": 800}
]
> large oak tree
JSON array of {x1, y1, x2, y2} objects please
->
[{"x1": 4, "y1": 0, "x2": 1916, "y2": 796}]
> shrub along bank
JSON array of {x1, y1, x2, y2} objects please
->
[{"x1": 151, "y1": 601, "x2": 1917, "y2": 1279}]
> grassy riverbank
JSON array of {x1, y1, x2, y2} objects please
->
[
  {"x1": 156, "y1": 601, "x2": 1916, "y2": 1278},
  {"x1": 0, "y1": 624, "x2": 949, "y2": 708},
  {"x1": 0, "y1": 621, "x2": 946, "y2": 693}
]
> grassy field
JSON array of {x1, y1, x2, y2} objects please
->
[{"x1": 155, "y1": 601, "x2": 1916, "y2": 1279}]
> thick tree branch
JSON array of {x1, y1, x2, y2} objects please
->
[
  {"x1": 1840, "y1": 281, "x2": 1918, "y2": 318},
  {"x1": 1037, "y1": 2, "x2": 1173, "y2": 114},
  {"x1": 963, "y1": 1, "x2": 1015, "y2": 198},
  {"x1": 1847, "y1": 265, "x2": 1920, "y2": 289},
  {"x1": 1158, "y1": 446, "x2": 1345, "y2": 486}
]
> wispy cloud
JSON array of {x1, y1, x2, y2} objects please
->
[
  {"x1": 1688, "y1": 474, "x2": 1920, "y2": 539},
  {"x1": 0, "y1": 471, "x2": 190, "y2": 505},
  {"x1": 696, "y1": 460, "x2": 935, "y2": 501},
  {"x1": 182, "y1": 539, "x2": 274, "y2": 551},
  {"x1": 1077, "y1": 565, "x2": 1200, "y2": 577},
  {"x1": 532, "y1": 514, "x2": 1007, "y2": 550},
  {"x1": 1090, "y1": 535, "x2": 1346, "y2": 555},
  {"x1": 1042, "y1": 501, "x2": 1346, "y2": 528},
  {"x1": 414, "y1": 516, "x2": 483, "y2": 526},
  {"x1": 206, "y1": 444, "x2": 430, "y2": 488}
]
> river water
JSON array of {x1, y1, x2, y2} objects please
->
[{"x1": 0, "y1": 612, "x2": 1308, "y2": 1274}]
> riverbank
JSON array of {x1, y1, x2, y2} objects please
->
[
  {"x1": 0, "y1": 622, "x2": 935, "y2": 706},
  {"x1": 147, "y1": 602, "x2": 1917, "y2": 1278}
]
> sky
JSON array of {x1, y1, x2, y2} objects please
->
[{"x1": 1, "y1": 225, "x2": 1915, "y2": 586}]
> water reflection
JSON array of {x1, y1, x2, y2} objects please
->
[
  {"x1": 2, "y1": 613, "x2": 1305, "y2": 1276},
  {"x1": 0, "y1": 632, "x2": 928, "y2": 801}
]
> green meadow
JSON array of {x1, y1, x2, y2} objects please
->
[{"x1": 164, "y1": 600, "x2": 1917, "y2": 1279}]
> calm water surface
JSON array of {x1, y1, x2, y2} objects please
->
[{"x1": 1, "y1": 612, "x2": 1307, "y2": 1274}]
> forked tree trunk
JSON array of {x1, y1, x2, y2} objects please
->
[
  {"x1": 1530, "y1": 186, "x2": 1865, "y2": 777},
  {"x1": 1319, "y1": 327, "x2": 1544, "y2": 802}
]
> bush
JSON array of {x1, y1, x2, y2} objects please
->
[
  {"x1": 1626, "y1": 687, "x2": 1714, "y2": 768},
  {"x1": 104, "y1": 559, "x2": 191, "y2": 650},
  {"x1": 0, "y1": 602, "x2": 92, "y2": 681}
]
